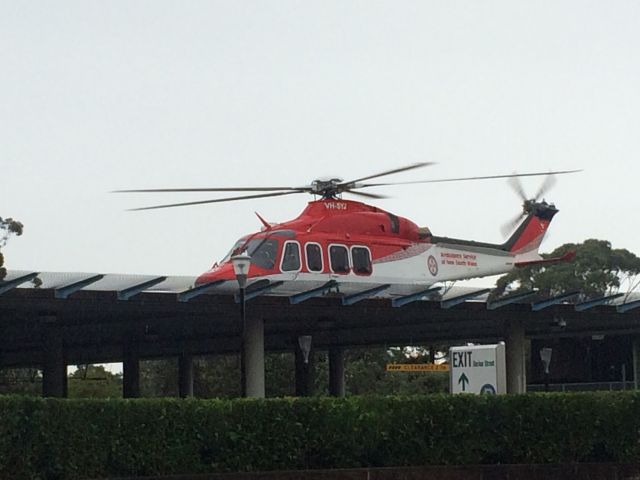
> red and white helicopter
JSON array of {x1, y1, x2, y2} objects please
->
[{"x1": 117, "y1": 164, "x2": 578, "y2": 297}]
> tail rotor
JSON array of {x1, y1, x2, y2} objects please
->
[{"x1": 500, "y1": 173, "x2": 560, "y2": 238}]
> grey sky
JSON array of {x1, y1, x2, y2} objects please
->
[{"x1": 2, "y1": 1, "x2": 639, "y2": 281}]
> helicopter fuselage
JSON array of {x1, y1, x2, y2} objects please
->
[{"x1": 196, "y1": 198, "x2": 556, "y2": 296}]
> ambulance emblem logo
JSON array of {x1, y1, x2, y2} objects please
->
[{"x1": 427, "y1": 255, "x2": 438, "y2": 276}]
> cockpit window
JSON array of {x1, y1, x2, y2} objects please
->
[
  {"x1": 220, "y1": 236, "x2": 279, "y2": 270},
  {"x1": 220, "y1": 237, "x2": 249, "y2": 263},
  {"x1": 247, "y1": 238, "x2": 279, "y2": 269}
]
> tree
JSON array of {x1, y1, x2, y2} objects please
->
[
  {"x1": 345, "y1": 346, "x2": 449, "y2": 395},
  {"x1": 494, "y1": 239, "x2": 640, "y2": 299},
  {"x1": 68, "y1": 364, "x2": 122, "y2": 398},
  {"x1": 0, "y1": 367, "x2": 41, "y2": 395},
  {"x1": 0, "y1": 216, "x2": 23, "y2": 281}
]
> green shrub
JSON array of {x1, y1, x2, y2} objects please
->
[{"x1": 1, "y1": 392, "x2": 640, "y2": 479}]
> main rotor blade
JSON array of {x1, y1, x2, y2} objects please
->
[
  {"x1": 361, "y1": 169, "x2": 582, "y2": 187},
  {"x1": 344, "y1": 189, "x2": 389, "y2": 200},
  {"x1": 114, "y1": 186, "x2": 307, "y2": 193},
  {"x1": 341, "y1": 162, "x2": 436, "y2": 186},
  {"x1": 127, "y1": 190, "x2": 305, "y2": 211}
]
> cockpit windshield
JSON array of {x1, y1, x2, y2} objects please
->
[
  {"x1": 246, "y1": 238, "x2": 279, "y2": 269},
  {"x1": 220, "y1": 237, "x2": 249, "y2": 264},
  {"x1": 220, "y1": 234, "x2": 281, "y2": 270}
]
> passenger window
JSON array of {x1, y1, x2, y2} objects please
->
[
  {"x1": 306, "y1": 243, "x2": 323, "y2": 272},
  {"x1": 351, "y1": 247, "x2": 372, "y2": 275},
  {"x1": 329, "y1": 245, "x2": 350, "y2": 274},
  {"x1": 281, "y1": 242, "x2": 301, "y2": 272}
]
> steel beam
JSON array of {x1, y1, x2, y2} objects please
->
[
  {"x1": 487, "y1": 290, "x2": 537, "y2": 310},
  {"x1": 392, "y1": 287, "x2": 442, "y2": 308},
  {"x1": 237, "y1": 281, "x2": 285, "y2": 302},
  {"x1": 618, "y1": 299, "x2": 640, "y2": 313},
  {"x1": 531, "y1": 291, "x2": 581, "y2": 311},
  {"x1": 178, "y1": 280, "x2": 226, "y2": 302},
  {"x1": 575, "y1": 293, "x2": 624, "y2": 312},
  {"x1": 289, "y1": 280, "x2": 338, "y2": 305},
  {"x1": 0, "y1": 272, "x2": 39, "y2": 295},
  {"x1": 441, "y1": 288, "x2": 491, "y2": 309},
  {"x1": 55, "y1": 274, "x2": 104, "y2": 299},
  {"x1": 342, "y1": 284, "x2": 391, "y2": 306},
  {"x1": 117, "y1": 276, "x2": 167, "y2": 301}
]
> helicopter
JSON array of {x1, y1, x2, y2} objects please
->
[{"x1": 115, "y1": 163, "x2": 579, "y2": 297}]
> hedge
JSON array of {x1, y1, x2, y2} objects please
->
[{"x1": 1, "y1": 392, "x2": 640, "y2": 479}]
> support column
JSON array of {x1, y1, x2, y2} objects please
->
[
  {"x1": 329, "y1": 347, "x2": 345, "y2": 397},
  {"x1": 178, "y1": 354, "x2": 194, "y2": 398},
  {"x1": 505, "y1": 319, "x2": 526, "y2": 394},
  {"x1": 243, "y1": 316, "x2": 265, "y2": 398},
  {"x1": 295, "y1": 344, "x2": 315, "y2": 396},
  {"x1": 42, "y1": 325, "x2": 66, "y2": 398},
  {"x1": 123, "y1": 340, "x2": 140, "y2": 398}
]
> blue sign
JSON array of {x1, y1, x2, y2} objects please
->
[{"x1": 480, "y1": 383, "x2": 496, "y2": 394}]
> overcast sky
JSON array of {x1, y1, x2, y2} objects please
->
[{"x1": 2, "y1": 1, "x2": 639, "y2": 284}]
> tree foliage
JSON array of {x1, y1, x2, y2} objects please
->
[
  {"x1": 0, "y1": 368, "x2": 41, "y2": 395},
  {"x1": 133, "y1": 348, "x2": 447, "y2": 399},
  {"x1": 68, "y1": 365, "x2": 122, "y2": 398},
  {"x1": 494, "y1": 239, "x2": 640, "y2": 299},
  {"x1": 0, "y1": 216, "x2": 24, "y2": 281}
]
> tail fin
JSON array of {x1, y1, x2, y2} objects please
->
[{"x1": 503, "y1": 201, "x2": 558, "y2": 257}]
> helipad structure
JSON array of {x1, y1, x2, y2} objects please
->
[{"x1": 1, "y1": 270, "x2": 639, "y2": 398}]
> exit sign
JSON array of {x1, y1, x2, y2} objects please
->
[{"x1": 449, "y1": 343, "x2": 506, "y2": 394}]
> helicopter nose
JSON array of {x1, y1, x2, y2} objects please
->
[{"x1": 195, "y1": 262, "x2": 236, "y2": 285}]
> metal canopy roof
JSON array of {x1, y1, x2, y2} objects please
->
[
  {"x1": 2, "y1": 269, "x2": 639, "y2": 310},
  {"x1": 1, "y1": 269, "x2": 639, "y2": 368}
]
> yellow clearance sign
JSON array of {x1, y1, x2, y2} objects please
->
[{"x1": 386, "y1": 363, "x2": 450, "y2": 372}]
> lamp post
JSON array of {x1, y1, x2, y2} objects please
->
[
  {"x1": 539, "y1": 347, "x2": 552, "y2": 392},
  {"x1": 296, "y1": 335, "x2": 313, "y2": 396},
  {"x1": 231, "y1": 251, "x2": 251, "y2": 397}
]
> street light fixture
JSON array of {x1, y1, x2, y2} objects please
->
[
  {"x1": 539, "y1": 347, "x2": 552, "y2": 392},
  {"x1": 298, "y1": 335, "x2": 313, "y2": 364},
  {"x1": 231, "y1": 251, "x2": 251, "y2": 397},
  {"x1": 231, "y1": 251, "x2": 251, "y2": 289}
]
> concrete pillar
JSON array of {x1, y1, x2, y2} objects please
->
[
  {"x1": 329, "y1": 347, "x2": 345, "y2": 397},
  {"x1": 505, "y1": 319, "x2": 527, "y2": 394},
  {"x1": 243, "y1": 316, "x2": 265, "y2": 398},
  {"x1": 122, "y1": 340, "x2": 140, "y2": 398},
  {"x1": 178, "y1": 354, "x2": 194, "y2": 398},
  {"x1": 42, "y1": 326, "x2": 66, "y2": 398},
  {"x1": 295, "y1": 344, "x2": 315, "y2": 396}
]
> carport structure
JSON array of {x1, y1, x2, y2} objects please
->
[{"x1": 1, "y1": 270, "x2": 640, "y2": 398}]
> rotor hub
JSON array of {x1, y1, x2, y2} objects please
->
[{"x1": 310, "y1": 177, "x2": 344, "y2": 198}]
